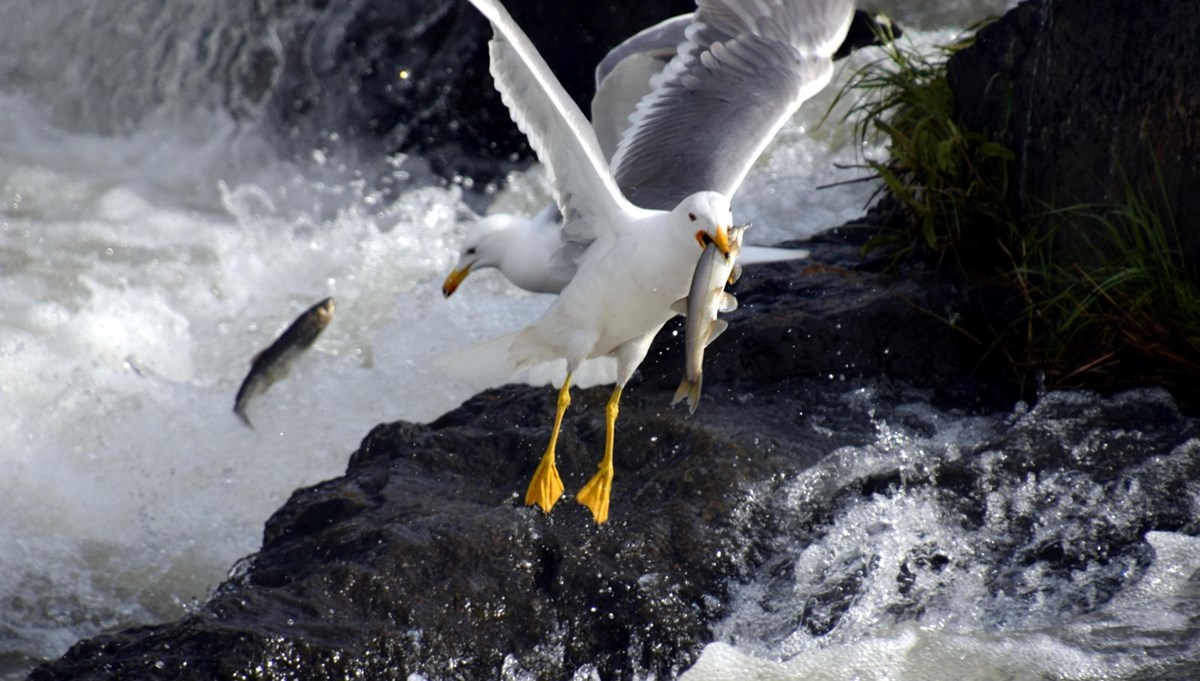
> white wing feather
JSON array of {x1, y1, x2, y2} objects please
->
[{"x1": 468, "y1": 0, "x2": 642, "y2": 243}]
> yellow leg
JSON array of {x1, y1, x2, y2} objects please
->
[
  {"x1": 525, "y1": 373, "x2": 571, "y2": 513},
  {"x1": 576, "y1": 384, "x2": 622, "y2": 524}
]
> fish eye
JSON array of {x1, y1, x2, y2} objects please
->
[{"x1": 688, "y1": 212, "x2": 696, "y2": 222}]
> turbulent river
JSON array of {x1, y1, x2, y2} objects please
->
[{"x1": 6, "y1": 0, "x2": 1199, "y2": 679}]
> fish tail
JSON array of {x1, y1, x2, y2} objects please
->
[
  {"x1": 671, "y1": 374, "x2": 703, "y2": 414},
  {"x1": 234, "y1": 404, "x2": 254, "y2": 429},
  {"x1": 671, "y1": 379, "x2": 691, "y2": 407}
]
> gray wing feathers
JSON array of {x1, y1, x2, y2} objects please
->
[
  {"x1": 594, "y1": 14, "x2": 692, "y2": 90},
  {"x1": 592, "y1": 52, "x2": 673, "y2": 162},
  {"x1": 609, "y1": 0, "x2": 855, "y2": 210}
]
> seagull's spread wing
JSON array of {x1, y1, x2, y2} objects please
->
[
  {"x1": 469, "y1": 0, "x2": 639, "y2": 244},
  {"x1": 594, "y1": 14, "x2": 693, "y2": 92},
  {"x1": 591, "y1": 14, "x2": 691, "y2": 162},
  {"x1": 609, "y1": 0, "x2": 856, "y2": 210}
]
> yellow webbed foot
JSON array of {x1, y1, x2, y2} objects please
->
[
  {"x1": 525, "y1": 451, "x2": 564, "y2": 513},
  {"x1": 576, "y1": 466, "x2": 613, "y2": 524}
]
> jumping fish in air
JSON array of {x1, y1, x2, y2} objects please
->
[
  {"x1": 233, "y1": 297, "x2": 335, "y2": 428},
  {"x1": 671, "y1": 225, "x2": 748, "y2": 414}
]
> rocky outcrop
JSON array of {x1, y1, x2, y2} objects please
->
[{"x1": 258, "y1": 0, "x2": 693, "y2": 184}]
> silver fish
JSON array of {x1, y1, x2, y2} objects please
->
[
  {"x1": 670, "y1": 224, "x2": 747, "y2": 414},
  {"x1": 234, "y1": 297, "x2": 335, "y2": 428}
]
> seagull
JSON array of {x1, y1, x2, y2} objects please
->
[
  {"x1": 442, "y1": 12, "x2": 811, "y2": 298},
  {"x1": 458, "y1": 0, "x2": 855, "y2": 524}
]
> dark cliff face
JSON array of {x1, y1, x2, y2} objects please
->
[{"x1": 947, "y1": 0, "x2": 1200, "y2": 273}]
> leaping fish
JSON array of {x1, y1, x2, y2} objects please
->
[
  {"x1": 670, "y1": 224, "x2": 747, "y2": 414},
  {"x1": 234, "y1": 297, "x2": 335, "y2": 428}
]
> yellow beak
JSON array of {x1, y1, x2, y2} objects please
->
[
  {"x1": 709, "y1": 224, "x2": 732, "y2": 256},
  {"x1": 442, "y1": 265, "x2": 472, "y2": 297}
]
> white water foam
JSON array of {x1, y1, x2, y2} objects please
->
[{"x1": 683, "y1": 390, "x2": 1200, "y2": 680}]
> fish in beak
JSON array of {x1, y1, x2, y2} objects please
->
[
  {"x1": 442, "y1": 264, "x2": 473, "y2": 297},
  {"x1": 694, "y1": 225, "x2": 731, "y2": 256}
]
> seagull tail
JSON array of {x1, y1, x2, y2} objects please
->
[
  {"x1": 738, "y1": 246, "x2": 811, "y2": 267},
  {"x1": 433, "y1": 331, "x2": 523, "y2": 387},
  {"x1": 671, "y1": 374, "x2": 702, "y2": 415},
  {"x1": 434, "y1": 332, "x2": 618, "y2": 389}
]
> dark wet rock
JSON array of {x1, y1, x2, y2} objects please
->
[
  {"x1": 32, "y1": 378, "x2": 1200, "y2": 678},
  {"x1": 947, "y1": 0, "x2": 1200, "y2": 275},
  {"x1": 26, "y1": 238, "x2": 1200, "y2": 676}
]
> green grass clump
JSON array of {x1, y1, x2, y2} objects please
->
[
  {"x1": 836, "y1": 25, "x2": 1015, "y2": 270},
  {"x1": 1015, "y1": 182, "x2": 1200, "y2": 393},
  {"x1": 840, "y1": 25, "x2": 1200, "y2": 400}
]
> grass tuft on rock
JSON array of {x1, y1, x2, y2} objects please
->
[{"x1": 839, "y1": 24, "x2": 1200, "y2": 401}]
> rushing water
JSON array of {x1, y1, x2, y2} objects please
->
[
  {"x1": 18, "y1": 0, "x2": 1198, "y2": 679},
  {"x1": 687, "y1": 387, "x2": 1200, "y2": 680}
]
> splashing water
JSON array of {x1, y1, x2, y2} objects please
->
[{"x1": 685, "y1": 389, "x2": 1200, "y2": 680}]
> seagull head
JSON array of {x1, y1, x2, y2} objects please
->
[
  {"x1": 676, "y1": 191, "x2": 733, "y2": 256},
  {"x1": 442, "y1": 214, "x2": 522, "y2": 297}
]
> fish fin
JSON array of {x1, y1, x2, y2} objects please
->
[
  {"x1": 719, "y1": 292, "x2": 738, "y2": 313},
  {"x1": 687, "y1": 375, "x2": 702, "y2": 414},
  {"x1": 671, "y1": 379, "x2": 689, "y2": 407},
  {"x1": 670, "y1": 297, "x2": 688, "y2": 316},
  {"x1": 706, "y1": 320, "x2": 729, "y2": 347},
  {"x1": 729, "y1": 263, "x2": 742, "y2": 285}
]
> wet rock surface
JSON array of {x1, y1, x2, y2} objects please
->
[{"x1": 31, "y1": 324, "x2": 1200, "y2": 678}]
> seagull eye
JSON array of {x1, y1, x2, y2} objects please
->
[
  {"x1": 688, "y1": 212, "x2": 697, "y2": 222},
  {"x1": 466, "y1": 247, "x2": 477, "y2": 255}
]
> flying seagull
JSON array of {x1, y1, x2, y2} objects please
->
[{"x1": 456, "y1": 0, "x2": 855, "y2": 523}]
